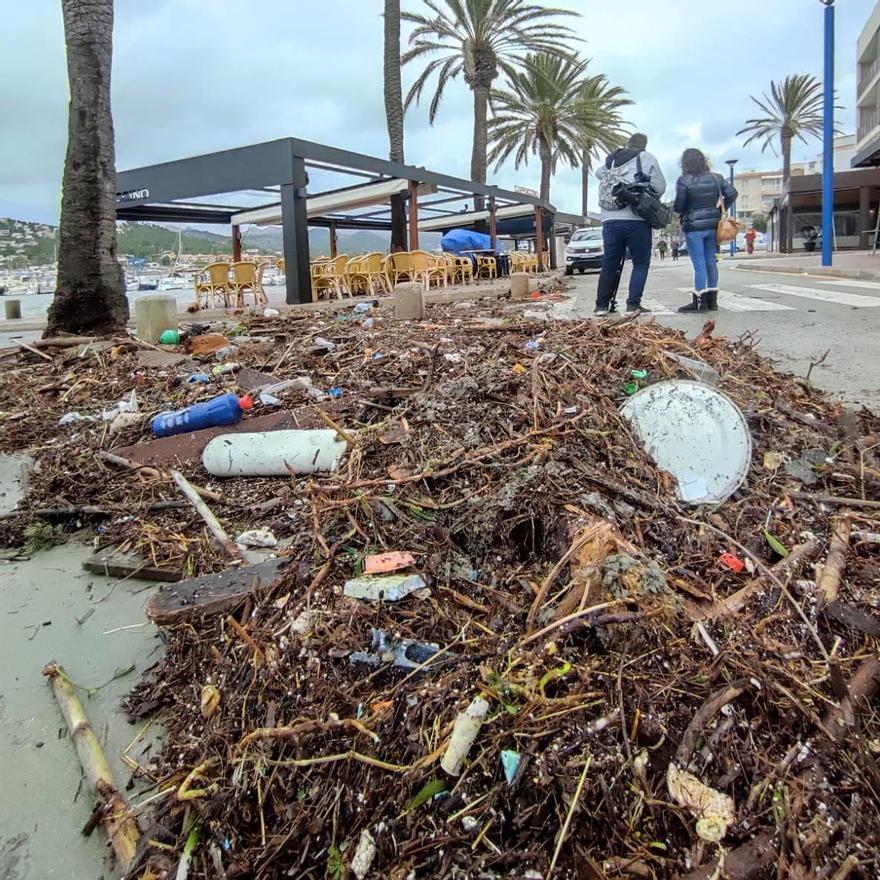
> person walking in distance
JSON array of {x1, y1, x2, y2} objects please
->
[
  {"x1": 671, "y1": 238, "x2": 680, "y2": 261},
  {"x1": 745, "y1": 226, "x2": 756, "y2": 255},
  {"x1": 657, "y1": 239, "x2": 667, "y2": 260},
  {"x1": 673, "y1": 148, "x2": 737, "y2": 312},
  {"x1": 594, "y1": 133, "x2": 667, "y2": 316}
]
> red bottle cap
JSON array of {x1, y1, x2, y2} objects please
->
[
  {"x1": 719, "y1": 552, "x2": 745, "y2": 573},
  {"x1": 239, "y1": 395, "x2": 254, "y2": 410}
]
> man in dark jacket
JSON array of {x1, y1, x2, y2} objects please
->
[
  {"x1": 594, "y1": 133, "x2": 667, "y2": 316},
  {"x1": 673, "y1": 148, "x2": 737, "y2": 312}
]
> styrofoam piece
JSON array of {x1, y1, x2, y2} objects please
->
[
  {"x1": 202, "y1": 429, "x2": 347, "y2": 477},
  {"x1": 620, "y1": 380, "x2": 751, "y2": 505}
]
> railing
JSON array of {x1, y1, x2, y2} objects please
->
[
  {"x1": 859, "y1": 54, "x2": 880, "y2": 97},
  {"x1": 858, "y1": 107, "x2": 880, "y2": 143}
]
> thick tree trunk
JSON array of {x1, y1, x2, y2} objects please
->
[
  {"x1": 470, "y1": 85, "x2": 490, "y2": 215},
  {"x1": 580, "y1": 149, "x2": 592, "y2": 218},
  {"x1": 782, "y1": 133, "x2": 793, "y2": 255},
  {"x1": 383, "y1": 0, "x2": 407, "y2": 251},
  {"x1": 47, "y1": 0, "x2": 128, "y2": 337}
]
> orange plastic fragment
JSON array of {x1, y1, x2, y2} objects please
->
[{"x1": 364, "y1": 551, "x2": 416, "y2": 575}]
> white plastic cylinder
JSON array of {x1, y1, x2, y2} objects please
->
[{"x1": 202, "y1": 429, "x2": 348, "y2": 477}]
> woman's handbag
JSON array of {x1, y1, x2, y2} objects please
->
[{"x1": 716, "y1": 177, "x2": 739, "y2": 244}]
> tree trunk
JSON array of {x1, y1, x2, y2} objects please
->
[
  {"x1": 782, "y1": 132, "x2": 793, "y2": 255},
  {"x1": 470, "y1": 84, "x2": 490, "y2": 215},
  {"x1": 539, "y1": 140, "x2": 553, "y2": 206},
  {"x1": 47, "y1": 0, "x2": 128, "y2": 337},
  {"x1": 383, "y1": 0, "x2": 407, "y2": 251},
  {"x1": 580, "y1": 149, "x2": 592, "y2": 218}
]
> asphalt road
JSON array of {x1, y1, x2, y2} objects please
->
[{"x1": 555, "y1": 259, "x2": 880, "y2": 411}]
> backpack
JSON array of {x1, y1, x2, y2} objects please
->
[{"x1": 598, "y1": 153, "x2": 635, "y2": 211}]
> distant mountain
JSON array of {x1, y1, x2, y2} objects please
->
[{"x1": 1, "y1": 217, "x2": 445, "y2": 268}]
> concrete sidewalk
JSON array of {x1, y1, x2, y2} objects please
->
[{"x1": 728, "y1": 249, "x2": 880, "y2": 281}]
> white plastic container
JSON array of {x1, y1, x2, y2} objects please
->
[{"x1": 202, "y1": 429, "x2": 348, "y2": 477}]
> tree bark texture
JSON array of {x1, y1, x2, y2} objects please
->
[
  {"x1": 581, "y1": 150, "x2": 591, "y2": 218},
  {"x1": 47, "y1": 0, "x2": 128, "y2": 337},
  {"x1": 782, "y1": 132, "x2": 793, "y2": 254},
  {"x1": 539, "y1": 140, "x2": 553, "y2": 205},
  {"x1": 383, "y1": 0, "x2": 407, "y2": 251},
  {"x1": 470, "y1": 85, "x2": 490, "y2": 214}
]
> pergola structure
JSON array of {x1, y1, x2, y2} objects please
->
[{"x1": 115, "y1": 137, "x2": 582, "y2": 304}]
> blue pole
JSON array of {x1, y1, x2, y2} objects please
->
[{"x1": 821, "y1": 0, "x2": 835, "y2": 266}]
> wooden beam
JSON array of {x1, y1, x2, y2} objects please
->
[
  {"x1": 408, "y1": 179, "x2": 420, "y2": 251},
  {"x1": 488, "y1": 196, "x2": 497, "y2": 253},
  {"x1": 534, "y1": 206, "x2": 545, "y2": 272},
  {"x1": 231, "y1": 224, "x2": 242, "y2": 261}
]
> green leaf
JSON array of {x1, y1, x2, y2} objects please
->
[
  {"x1": 404, "y1": 778, "x2": 447, "y2": 813},
  {"x1": 326, "y1": 844, "x2": 344, "y2": 880},
  {"x1": 763, "y1": 529, "x2": 790, "y2": 558}
]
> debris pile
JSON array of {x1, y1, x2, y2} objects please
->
[{"x1": 1, "y1": 298, "x2": 879, "y2": 878}]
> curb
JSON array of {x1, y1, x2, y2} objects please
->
[{"x1": 730, "y1": 262, "x2": 880, "y2": 283}]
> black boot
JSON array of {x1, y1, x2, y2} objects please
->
[
  {"x1": 677, "y1": 292, "x2": 707, "y2": 313},
  {"x1": 705, "y1": 289, "x2": 718, "y2": 311}
]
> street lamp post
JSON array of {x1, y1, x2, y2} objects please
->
[
  {"x1": 726, "y1": 159, "x2": 739, "y2": 258},
  {"x1": 820, "y1": 0, "x2": 835, "y2": 267}
]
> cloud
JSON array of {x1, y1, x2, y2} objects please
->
[{"x1": 0, "y1": 0, "x2": 868, "y2": 223}]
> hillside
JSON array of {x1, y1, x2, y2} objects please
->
[{"x1": 1, "y1": 218, "x2": 444, "y2": 267}]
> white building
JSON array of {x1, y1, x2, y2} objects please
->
[{"x1": 854, "y1": 0, "x2": 880, "y2": 167}]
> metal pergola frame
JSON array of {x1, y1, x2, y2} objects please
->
[{"x1": 115, "y1": 137, "x2": 569, "y2": 304}]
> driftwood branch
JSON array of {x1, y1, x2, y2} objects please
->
[
  {"x1": 171, "y1": 470, "x2": 240, "y2": 559},
  {"x1": 43, "y1": 661, "x2": 139, "y2": 868},
  {"x1": 817, "y1": 512, "x2": 852, "y2": 608}
]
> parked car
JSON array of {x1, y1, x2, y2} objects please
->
[{"x1": 564, "y1": 227, "x2": 603, "y2": 275}]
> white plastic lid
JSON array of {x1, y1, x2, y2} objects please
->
[{"x1": 620, "y1": 380, "x2": 752, "y2": 505}]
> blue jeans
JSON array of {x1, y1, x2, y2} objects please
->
[
  {"x1": 596, "y1": 220, "x2": 653, "y2": 308},
  {"x1": 685, "y1": 229, "x2": 719, "y2": 292}
]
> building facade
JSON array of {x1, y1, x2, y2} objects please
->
[
  {"x1": 855, "y1": 0, "x2": 880, "y2": 168},
  {"x1": 733, "y1": 165, "x2": 809, "y2": 225}
]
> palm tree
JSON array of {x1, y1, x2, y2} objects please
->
[
  {"x1": 577, "y1": 74, "x2": 631, "y2": 218},
  {"x1": 486, "y1": 53, "x2": 618, "y2": 206},
  {"x1": 383, "y1": 0, "x2": 408, "y2": 251},
  {"x1": 47, "y1": 0, "x2": 128, "y2": 337},
  {"x1": 737, "y1": 74, "x2": 825, "y2": 253},
  {"x1": 402, "y1": 0, "x2": 578, "y2": 209}
]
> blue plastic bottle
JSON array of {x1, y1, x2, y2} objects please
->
[{"x1": 151, "y1": 393, "x2": 253, "y2": 438}]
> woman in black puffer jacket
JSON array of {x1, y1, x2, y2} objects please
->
[{"x1": 673, "y1": 148, "x2": 738, "y2": 312}]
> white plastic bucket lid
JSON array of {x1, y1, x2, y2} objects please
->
[{"x1": 620, "y1": 380, "x2": 752, "y2": 505}]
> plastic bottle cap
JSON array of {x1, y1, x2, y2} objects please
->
[{"x1": 239, "y1": 395, "x2": 254, "y2": 410}]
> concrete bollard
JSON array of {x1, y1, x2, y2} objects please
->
[
  {"x1": 135, "y1": 294, "x2": 177, "y2": 344},
  {"x1": 510, "y1": 272, "x2": 531, "y2": 302},
  {"x1": 394, "y1": 282, "x2": 424, "y2": 320},
  {"x1": 4, "y1": 299, "x2": 22, "y2": 320}
]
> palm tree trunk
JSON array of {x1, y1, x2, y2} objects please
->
[
  {"x1": 470, "y1": 84, "x2": 490, "y2": 214},
  {"x1": 539, "y1": 141, "x2": 553, "y2": 205},
  {"x1": 782, "y1": 132, "x2": 793, "y2": 254},
  {"x1": 47, "y1": 0, "x2": 127, "y2": 337},
  {"x1": 580, "y1": 149, "x2": 591, "y2": 218},
  {"x1": 383, "y1": 0, "x2": 407, "y2": 251}
]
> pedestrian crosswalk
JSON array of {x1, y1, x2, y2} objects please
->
[
  {"x1": 751, "y1": 283, "x2": 880, "y2": 308},
  {"x1": 817, "y1": 278, "x2": 880, "y2": 291},
  {"x1": 676, "y1": 289, "x2": 794, "y2": 312}
]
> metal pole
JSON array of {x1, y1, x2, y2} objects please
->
[
  {"x1": 821, "y1": 0, "x2": 835, "y2": 267},
  {"x1": 726, "y1": 159, "x2": 738, "y2": 258},
  {"x1": 408, "y1": 180, "x2": 420, "y2": 251}
]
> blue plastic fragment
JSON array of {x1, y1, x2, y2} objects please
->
[
  {"x1": 328, "y1": 387, "x2": 343, "y2": 398},
  {"x1": 187, "y1": 373, "x2": 210, "y2": 384},
  {"x1": 500, "y1": 749, "x2": 521, "y2": 784}
]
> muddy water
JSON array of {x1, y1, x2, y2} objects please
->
[{"x1": 0, "y1": 541, "x2": 163, "y2": 879}]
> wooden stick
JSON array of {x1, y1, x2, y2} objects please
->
[
  {"x1": 817, "y1": 512, "x2": 852, "y2": 608},
  {"x1": 545, "y1": 755, "x2": 592, "y2": 879},
  {"x1": 19, "y1": 341, "x2": 54, "y2": 362},
  {"x1": 171, "y1": 470, "x2": 240, "y2": 559},
  {"x1": 42, "y1": 661, "x2": 140, "y2": 868},
  {"x1": 791, "y1": 491, "x2": 880, "y2": 511},
  {"x1": 0, "y1": 500, "x2": 186, "y2": 520},
  {"x1": 821, "y1": 657, "x2": 880, "y2": 743}
]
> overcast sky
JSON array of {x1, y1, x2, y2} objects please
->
[{"x1": 0, "y1": 0, "x2": 869, "y2": 225}]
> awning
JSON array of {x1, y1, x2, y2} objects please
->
[
  {"x1": 418, "y1": 203, "x2": 537, "y2": 232},
  {"x1": 231, "y1": 179, "x2": 438, "y2": 226}
]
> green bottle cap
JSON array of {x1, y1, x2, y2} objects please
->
[{"x1": 624, "y1": 382, "x2": 639, "y2": 396}]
